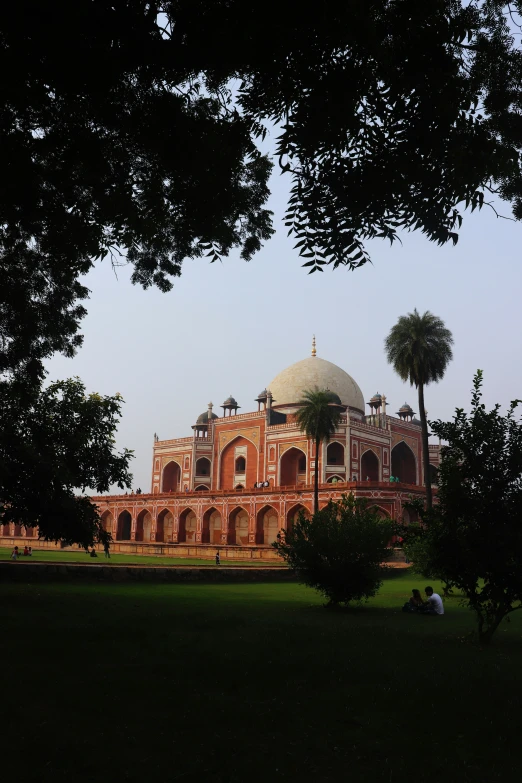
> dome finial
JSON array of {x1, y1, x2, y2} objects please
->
[{"x1": 311, "y1": 334, "x2": 316, "y2": 357}]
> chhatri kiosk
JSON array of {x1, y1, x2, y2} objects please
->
[{"x1": 90, "y1": 339, "x2": 439, "y2": 556}]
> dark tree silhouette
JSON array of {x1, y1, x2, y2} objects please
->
[
  {"x1": 1, "y1": 2, "x2": 522, "y2": 380},
  {"x1": 385, "y1": 310, "x2": 453, "y2": 509},
  {"x1": 295, "y1": 389, "x2": 344, "y2": 513}
]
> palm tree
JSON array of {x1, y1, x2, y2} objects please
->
[
  {"x1": 384, "y1": 309, "x2": 453, "y2": 510},
  {"x1": 295, "y1": 388, "x2": 344, "y2": 514}
]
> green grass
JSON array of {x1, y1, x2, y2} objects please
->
[
  {"x1": 0, "y1": 547, "x2": 285, "y2": 567},
  {"x1": 2, "y1": 574, "x2": 522, "y2": 782}
]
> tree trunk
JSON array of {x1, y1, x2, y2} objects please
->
[
  {"x1": 314, "y1": 436, "x2": 320, "y2": 514},
  {"x1": 417, "y1": 383, "x2": 432, "y2": 510}
]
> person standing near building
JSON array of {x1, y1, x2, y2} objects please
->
[
  {"x1": 11, "y1": 546, "x2": 18, "y2": 561},
  {"x1": 104, "y1": 541, "x2": 111, "y2": 559},
  {"x1": 215, "y1": 551, "x2": 220, "y2": 566}
]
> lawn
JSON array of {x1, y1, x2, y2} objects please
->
[
  {"x1": 2, "y1": 573, "x2": 521, "y2": 782},
  {"x1": 0, "y1": 547, "x2": 285, "y2": 567}
]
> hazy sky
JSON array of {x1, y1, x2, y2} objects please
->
[{"x1": 46, "y1": 154, "x2": 522, "y2": 492}]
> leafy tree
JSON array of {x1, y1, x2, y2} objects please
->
[
  {"x1": 406, "y1": 371, "x2": 522, "y2": 644},
  {"x1": 385, "y1": 309, "x2": 453, "y2": 509},
  {"x1": 273, "y1": 494, "x2": 394, "y2": 606},
  {"x1": 295, "y1": 389, "x2": 343, "y2": 513},
  {"x1": 3, "y1": 2, "x2": 522, "y2": 380},
  {"x1": 0, "y1": 378, "x2": 133, "y2": 548}
]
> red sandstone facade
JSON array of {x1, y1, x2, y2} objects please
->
[
  {"x1": 0, "y1": 346, "x2": 440, "y2": 554},
  {"x1": 91, "y1": 347, "x2": 440, "y2": 550}
]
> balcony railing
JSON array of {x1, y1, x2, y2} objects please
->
[{"x1": 92, "y1": 479, "x2": 430, "y2": 502}]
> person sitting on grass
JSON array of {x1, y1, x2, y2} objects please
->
[
  {"x1": 420, "y1": 586, "x2": 444, "y2": 615},
  {"x1": 23, "y1": 546, "x2": 29, "y2": 556},
  {"x1": 90, "y1": 548, "x2": 98, "y2": 558},
  {"x1": 402, "y1": 588, "x2": 424, "y2": 612}
]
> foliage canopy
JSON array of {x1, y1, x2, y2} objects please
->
[
  {"x1": 385, "y1": 309, "x2": 454, "y2": 508},
  {"x1": 273, "y1": 494, "x2": 394, "y2": 606},
  {"x1": 404, "y1": 371, "x2": 522, "y2": 644},
  {"x1": 2, "y1": 2, "x2": 522, "y2": 380},
  {"x1": 0, "y1": 378, "x2": 133, "y2": 547},
  {"x1": 295, "y1": 388, "x2": 343, "y2": 512}
]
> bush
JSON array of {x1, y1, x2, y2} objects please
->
[{"x1": 273, "y1": 494, "x2": 394, "y2": 606}]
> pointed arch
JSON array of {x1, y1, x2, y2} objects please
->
[
  {"x1": 100, "y1": 510, "x2": 114, "y2": 534},
  {"x1": 391, "y1": 441, "x2": 417, "y2": 484},
  {"x1": 194, "y1": 484, "x2": 210, "y2": 492},
  {"x1": 326, "y1": 474, "x2": 345, "y2": 484},
  {"x1": 156, "y1": 508, "x2": 174, "y2": 543},
  {"x1": 202, "y1": 506, "x2": 222, "y2": 544},
  {"x1": 228, "y1": 506, "x2": 249, "y2": 545},
  {"x1": 280, "y1": 447, "x2": 307, "y2": 486},
  {"x1": 326, "y1": 441, "x2": 345, "y2": 466},
  {"x1": 162, "y1": 460, "x2": 181, "y2": 492},
  {"x1": 256, "y1": 505, "x2": 279, "y2": 545},
  {"x1": 219, "y1": 435, "x2": 259, "y2": 490},
  {"x1": 195, "y1": 456, "x2": 211, "y2": 477},
  {"x1": 286, "y1": 503, "x2": 310, "y2": 534},
  {"x1": 371, "y1": 505, "x2": 391, "y2": 518},
  {"x1": 361, "y1": 449, "x2": 380, "y2": 482},
  {"x1": 135, "y1": 508, "x2": 153, "y2": 542},
  {"x1": 117, "y1": 510, "x2": 132, "y2": 540},
  {"x1": 178, "y1": 507, "x2": 197, "y2": 543}
]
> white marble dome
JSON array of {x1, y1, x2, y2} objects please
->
[{"x1": 268, "y1": 355, "x2": 365, "y2": 413}]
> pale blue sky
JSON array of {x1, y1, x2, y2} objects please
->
[{"x1": 46, "y1": 160, "x2": 522, "y2": 492}]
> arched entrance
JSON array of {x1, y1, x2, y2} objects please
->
[
  {"x1": 228, "y1": 507, "x2": 249, "y2": 545},
  {"x1": 391, "y1": 442, "x2": 416, "y2": 484},
  {"x1": 286, "y1": 503, "x2": 310, "y2": 534},
  {"x1": 178, "y1": 508, "x2": 197, "y2": 543},
  {"x1": 371, "y1": 506, "x2": 390, "y2": 518},
  {"x1": 280, "y1": 448, "x2": 307, "y2": 486},
  {"x1": 326, "y1": 442, "x2": 344, "y2": 466},
  {"x1": 117, "y1": 511, "x2": 132, "y2": 540},
  {"x1": 195, "y1": 484, "x2": 209, "y2": 492},
  {"x1": 14, "y1": 524, "x2": 22, "y2": 536},
  {"x1": 361, "y1": 450, "x2": 380, "y2": 481},
  {"x1": 2, "y1": 524, "x2": 10, "y2": 536},
  {"x1": 100, "y1": 511, "x2": 114, "y2": 534},
  {"x1": 202, "y1": 507, "x2": 222, "y2": 544},
  {"x1": 135, "y1": 509, "x2": 153, "y2": 542},
  {"x1": 195, "y1": 457, "x2": 211, "y2": 478},
  {"x1": 162, "y1": 461, "x2": 181, "y2": 492},
  {"x1": 156, "y1": 509, "x2": 174, "y2": 543},
  {"x1": 256, "y1": 505, "x2": 279, "y2": 545},
  {"x1": 219, "y1": 436, "x2": 258, "y2": 490}
]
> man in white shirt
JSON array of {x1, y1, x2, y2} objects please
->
[{"x1": 424, "y1": 586, "x2": 444, "y2": 615}]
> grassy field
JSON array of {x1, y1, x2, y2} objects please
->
[
  {"x1": 2, "y1": 573, "x2": 521, "y2": 782},
  {"x1": 0, "y1": 547, "x2": 285, "y2": 567}
]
